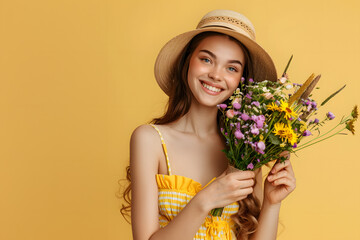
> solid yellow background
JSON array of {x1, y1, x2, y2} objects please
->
[{"x1": 1, "y1": 0, "x2": 359, "y2": 239}]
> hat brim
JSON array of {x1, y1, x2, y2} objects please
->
[{"x1": 154, "y1": 27, "x2": 278, "y2": 95}]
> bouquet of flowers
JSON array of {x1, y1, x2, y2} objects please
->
[{"x1": 210, "y1": 56, "x2": 358, "y2": 216}]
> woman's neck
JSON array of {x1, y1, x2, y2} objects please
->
[{"x1": 170, "y1": 100, "x2": 219, "y2": 138}]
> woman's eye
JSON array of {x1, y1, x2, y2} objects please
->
[
  {"x1": 200, "y1": 58, "x2": 211, "y2": 63},
  {"x1": 228, "y1": 67, "x2": 238, "y2": 72}
]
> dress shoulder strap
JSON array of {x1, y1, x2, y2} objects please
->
[{"x1": 149, "y1": 124, "x2": 172, "y2": 175}]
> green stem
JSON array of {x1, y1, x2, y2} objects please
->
[
  {"x1": 264, "y1": 113, "x2": 279, "y2": 141},
  {"x1": 297, "y1": 115, "x2": 351, "y2": 149},
  {"x1": 294, "y1": 127, "x2": 347, "y2": 152},
  {"x1": 210, "y1": 207, "x2": 223, "y2": 216}
]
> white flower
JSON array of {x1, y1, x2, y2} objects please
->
[
  {"x1": 263, "y1": 92, "x2": 273, "y2": 99},
  {"x1": 285, "y1": 84, "x2": 293, "y2": 90},
  {"x1": 262, "y1": 87, "x2": 270, "y2": 93},
  {"x1": 279, "y1": 77, "x2": 287, "y2": 84}
]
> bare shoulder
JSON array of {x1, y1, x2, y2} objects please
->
[
  {"x1": 130, "y1": 124, "x2": 164, "y2": 150},
  {"x1": 131, "y1": 124, "x2": 158, "y2": 142},
  {"x1": 130, "y1": 124, "x2": 162, "y2": 167}
]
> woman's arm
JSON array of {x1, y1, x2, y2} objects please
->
[
  {"x1": 131, "y1": 125, "x2": 256, "y2": 240},
  {"x1": 249, "y1": 152, "x2": 296, "y2": 240}
]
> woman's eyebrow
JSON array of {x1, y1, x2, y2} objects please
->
[{"x1": 199, "y1": 49, "x2": 243, "y2": 66}]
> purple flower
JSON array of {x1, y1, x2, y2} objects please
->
[
  {"x1": 251, "y1": 115, "x2": 265, "y2": 129},
  {"x1": 256, "y1": 122, "x2": 264, "y2": 129},
  {"x1": 305, "y1": 100, "x2": 310, "y2": 106},
  {"x1": 289, "y1": 117, "x2": 294, "y2": 121},
  {"x1": 251, "y1": 101, "x2": 260, "y2": 107},
  {"x1": 247, "y1": 163, "x2": 254, "y2": 170},
  {"x1": 234, "y1": 130, "x2": 244, "y2": 139},
  {"x1": 249, "y1": 78, "x2": 254, "y2": 83},
  {"x1": 257, "y1": 159, "x2": 260, "y2": 163},
  {"x1": 293, "y1": 143, "x2": 297, "y2": 148},
  {"x1": 256, "y1": 141, "x2": 266, "y2": 154},
  {"x1": 294, "y1": 128, "x2": 298, "y2": 131},
  {"x1": 314, "y1": 118, "x2": 319, "y2": 124},
  {"x1": 241, "y1": 113, "x2": 250, "y2": 121},
  {"x1": 327, "y1": 112, "x2": 335, "y2": 120},
  {"x1": 220, "y1": 128, "x2": 224, "y2": 133},
  {"x1": 311, "y1": 102, "x2": 317, "y2": 108},
  {"x1": 245, "y1": 93, "x2": 252, "y2": 99},
  {"x1": 303, "y1": 130, "x2": 312, "y2": 136},
  {"x1": 307, "y1": 104, "x2": 312, "y2": 112},
  {"x1": 241, "y1": 77, "x2": 245, "y2": 83},
  {"x1": 233, "y1": 102, "x2": 241, "y2": 109},
  {"x1": 217, "y1": 104, "x2": 227, "y2": 110},
  {"x1": 250, "y1": 125, "x2": 260, "y2": 135},
  {"x1": 257, "y1": 141, "x2": 266, "y2": 151},
  {"x1": 236, "y1": 122, "x2": 241, "y2": 130}
]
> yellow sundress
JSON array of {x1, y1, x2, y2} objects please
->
[{"x1": 150, "y1": 124, "x2": 240, "y2": 240}]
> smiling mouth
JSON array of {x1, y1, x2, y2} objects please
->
[{"x1": 201, "y1": 81, "x2": 222, "y2": 93}]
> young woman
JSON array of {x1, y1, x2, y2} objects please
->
[{"x1": 121, "y1": 9, "x2": 296, "y2": 240}]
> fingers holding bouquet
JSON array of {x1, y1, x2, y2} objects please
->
[{"x1": 264, "y1": 151, "x2": 296, "y2": 205}]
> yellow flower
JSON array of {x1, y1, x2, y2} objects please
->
[
  {"x1": 280, "y1": 143, "x2": 286, "y2": 147},
  {"x1": 346, "y1": 119, "x2": 356, "y2": 135},
  {"x1": 352, "y1": 105, "x2": 358, "y2": 120},
  {"x1": 279, "y1": 100, "x2": 298, "y2": 120},
  {"x1": 272, "y1": 122, "x2": 288, "y2": 142},
  {"x1": 267, "y1": 102, "x2": 281, "y2": 112},
  {"x1": 286, "y1": 127, "x2": 298, "y2": 145}
]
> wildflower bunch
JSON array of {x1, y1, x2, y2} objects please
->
[
  {"x1": 211, "y1": 56, "x2": 357, "y2": 217},
  {"x1": 217, "y1": 57, "x2": 358, "y2": 171}
]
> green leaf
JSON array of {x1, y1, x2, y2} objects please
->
[
  {"x1": 268, "y1": 133, "x2": 282, "y2": 145},
  {"x1": 320, "y1": 85, "x2": 346, "y2": 106}
]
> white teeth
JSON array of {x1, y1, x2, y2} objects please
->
[{"x1": 202, "y1": 82, "x2": 221, "y2": 92}]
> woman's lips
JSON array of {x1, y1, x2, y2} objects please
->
[{"x1": 200, "y1": 80, "x2": 223, "y2": 95}]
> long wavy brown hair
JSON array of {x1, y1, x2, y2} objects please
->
[{"x1": 118, "y1": 31, "x2": 261, "y2": 239}]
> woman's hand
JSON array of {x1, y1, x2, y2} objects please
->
[
  {"x1": 198, "y1": 165, "x2": 256, "y2": 211},
  {"x1": 264, "y1": 151, "x2": 296, "y2": 205}
]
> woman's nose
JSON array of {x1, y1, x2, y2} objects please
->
[{"x1": 208, "y1": 66, "x2": 222, "y2": 81}]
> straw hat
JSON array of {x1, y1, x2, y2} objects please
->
[{"x1": 154, "y1": 9, "x2": 278, "y2": 96}]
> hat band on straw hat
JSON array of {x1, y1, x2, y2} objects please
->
[{"x1": 196, "y1": 16, "x2": 256, "y2": 40}]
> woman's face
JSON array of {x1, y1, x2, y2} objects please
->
[{"x1": 187, "y1": 34, "x2": 246, "y2": 108}]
